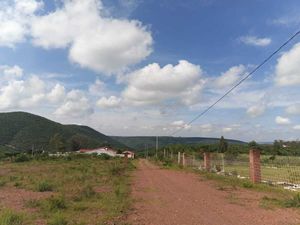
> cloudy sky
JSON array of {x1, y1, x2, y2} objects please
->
[{"x1": 1, "y1": 0, "x2": 300, "y2": 142}]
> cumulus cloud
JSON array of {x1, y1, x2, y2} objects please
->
[
  {"x1": 47, "y1": 84, "x2": 66, "y2": 103},
  {"x1": 0, "y1": 0, "x2": 43, "y2": 47},
  {"x1": 293, "y1": 125, "x2": 300, "y2": 130},
  {"x1": 275, "y1": 43, "x2": 300, "y2": 86},
  {"x1": 54, "y1": 90, "x2": 93, "y2": 117},
  {"x1": 275, "y1": 116, "x2": 291, "y2": 125},
  {"x1": 171, "y1": 120, "x2": 191, "y2": 130},
  {"x1": 215, "y1": 65, "x2": 246, "y2": 88},
  {"x1": 97, "y1": 96, "x2": 121, "y2": 108},
  {"x1": 0, "y1": 65, "x2": 23, "y2": 80},
  {"x1": 239, "y1": 35, "x2": 271, "y2": 47},
  {"x1": 286, "y1": 104, "x2": 300, "y2": 115},
  {"x1": 122, "y1": 60, "x2": 204, "y2": 106},
  {"x1": 247, "y1": 104, "x2": 266, "y2": 117},
  {"x1": 30, "y1": 0, "x2": 152, "y2": 74}
]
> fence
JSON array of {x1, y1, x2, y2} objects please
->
[{"x1": 162, "y1": 149, "x2": 300, "y2": 191}]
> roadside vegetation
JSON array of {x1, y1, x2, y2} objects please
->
[{"x1": 0, "y1": 154, "x2": 135, "y2": 225}]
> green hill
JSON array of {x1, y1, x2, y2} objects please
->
[
  {"x1": 110, "y1": 136, "x2": 246, "y2": 151},
  {"x1": 0, "y1": 112, "x2": 128, "y2": 153}
]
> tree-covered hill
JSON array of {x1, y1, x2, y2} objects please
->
[
  {"x1": 0, "y1": 112, "x2": 128, "y2": 153},
  {"x1": 110, "y1": 136, "x2": 246, "y2": 151}
]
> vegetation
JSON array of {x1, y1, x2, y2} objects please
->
[
  {"x1": 0, "y1": 112, "x2": 128, "y2": 153},
  {"x1": 111, "y1": 136, "x2": 245, "y2": 152},
  {"x1": 0, "y1": 155, "x2": 135, "y2": 224}
]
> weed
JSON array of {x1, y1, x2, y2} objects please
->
[
  {"x1": 242, "y1": 181, "x2": 253, "y2": 188},
  {"x1": 24, "y1": 199, "x2": 41, "y2": 208},
  {"x1": 0, "y1": 179, "x2": 6, "y2": 187},
  {"x1": 0, "y1": 209, "x2": 24, "y2": 225},
  {"x1": 46, "y1": 195, "x2": 67, "y2": 211},
  {"x1": 284, "y1": 193, "x2": 300, "y2": 208},
  {"x1": 47, "y1": 213, "x2": 68, "y2": 225},
  {"x1": 36, "y1": 180, "x2": 54, "y2": 192}
]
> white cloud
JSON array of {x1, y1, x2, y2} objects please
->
[
  {"x1": 240, "y1": 36, "x2": 271, "y2": 47},
  {"x1": 275, "y1": 116, "x2": 291, "y2": 125},
  {"x1": 122, "y1": 60, "x2": 204, "y2": 106},
  {"x1": 222, "y1": 127, "x2": 233, "y2": 132},
  {"x1": 275, "y1": 43, "x2": 300, "y2": 86},
  {"x1": 0, "y1": 0, "x2": 43, "y2": 47},
  {"x1": 215, "y1": 65, "x2": 246, "y2": 88},
  {"x1": 171, "y1": 120, "x2": 191, "y2": 130},
  {"x1": 47, "y1": 84, "x2": 66, "y2": 103},
  {"x1": 54, "y1": 90, "x2": 93, "y2": 118},
  {"x1": 293, "y1": 125, "x2": 300, "y2": 130},
  {"x1": 0, "y1": 65, "x2": 23, "y2": 80},
  {"x1": 286, "y1": 104, "x2": 300, "y2": 115},
  {"x1": 30, "y1": 0, "x2": 152, "y2": 74},
  {"x1": 96, "y1": 96, "x2": 121, "y2": 108},
  {"x1": 89, "y1": 79, "x2": 106, "y2": 96},
  {"x1": 0, "y1": 75, "x2": 46, "y2": 109},
  {"x1": 247, "y1": 104, "x2": 266, "y2": 117}
]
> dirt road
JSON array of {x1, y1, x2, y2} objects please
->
[{"x1": 128, "y1": 159, "x2": 300, "y2": 225}]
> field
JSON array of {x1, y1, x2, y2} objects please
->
[
  {"x1": 212, "y1": 154, "x2": 300, "y2": 185},
  {"x1": 0, "y1": 155, "x2": 134, "y2": 225}
]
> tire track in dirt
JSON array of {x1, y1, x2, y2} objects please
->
[{"x1": 128, "y1": 159, "x2": 300, "y2": 225}]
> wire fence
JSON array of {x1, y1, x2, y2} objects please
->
[{"x1": 162, "y1": 151, "x2": 300, "y2": 191}]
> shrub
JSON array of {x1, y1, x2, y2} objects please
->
[
  {"x1": 14, "y1": 154, "x2": 31, "y2": 163},
  {"x1": 242, "y1": 181, "x2": 253, "y2": 188},
  {"x1": 36, "y1": 180, "x2": 54, "y2": 192},
  {"x1": 0, "y1": 209, "x2": 24, "y2": 225},
  {"x1": 0, "y1": 180, "x2": 6, "y2": 187},
  {"x1": 284, "y1": 193, "x2": 300, "y2": 208},
  {"x1": 98, "y1": 154, "x2": 111, "y2": 160},
  {"x1": 46, "y1": 196, "x2": 67, "y2": 211},
  {"x1": 47, "y1": 213, "x2": 68, "y2": 225}
]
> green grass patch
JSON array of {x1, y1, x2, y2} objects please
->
[
  {"x1": 0, "y1": 209, "x2": 24, "y2": 225},
  {"x1": 36, "y1": 180, "x2": 54, "y2": 192}
]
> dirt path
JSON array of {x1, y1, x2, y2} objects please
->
[{"x1": 128, "y1": 159, "x2": 300, "y2": 225}]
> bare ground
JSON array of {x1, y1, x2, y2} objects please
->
[{"x1": 128, "y1": 159, "x2": 300, "y2": 225}]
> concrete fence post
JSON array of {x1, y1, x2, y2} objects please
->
[
  {"x1": 249, "y1": 149, "x2": 261, "y2": 183},
  {"x1": 182, "y1": 153, "x2": 186, "y2": 167},
  {"x1": 204, "y1": 152, "x2": 211, "y2": 171},
  {"x1": 178, "y1": 152, "x2": 181, "y2": 164}
]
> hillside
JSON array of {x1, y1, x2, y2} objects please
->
[
  {"x1": 0, "y1": 112, "x2": 128, "y2": 153},
  {"x1": 111, "y1": 136, "x2": 246, "y2": 151}
]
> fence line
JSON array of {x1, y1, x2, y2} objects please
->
[{"x1": 162, "y1": 150, "x2": 300, "y2": 191}]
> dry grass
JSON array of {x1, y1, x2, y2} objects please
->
[{"x1": 0, "y1": 155, "x2": 135, "y2": 225}]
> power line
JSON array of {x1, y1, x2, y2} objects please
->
[{"x1": 171, "y1": 30, "x2": 300, "y2": 136}]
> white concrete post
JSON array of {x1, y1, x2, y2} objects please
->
[{"x1": 178, "y1": 152, "x2": 181, "y2": 164}]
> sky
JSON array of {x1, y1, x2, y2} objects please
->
[{"x1": 1, "y1": 0, "x2": 300, "y2": 142}]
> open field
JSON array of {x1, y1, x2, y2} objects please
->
[{"x1": 0, "y1": 155, "x2": 134, "y2": 225}]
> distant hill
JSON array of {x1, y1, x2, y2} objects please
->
[
  {"x1": 110, "y1": 136, "x2": 247, "y2": 151},
  {"x1": 0, "y1": 112, "x2": 128, "y2": 153}
]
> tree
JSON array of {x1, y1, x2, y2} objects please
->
[
  {"x1": 219, "y1": 136, "x2": 228, "y2": 153},
  {"x1": 49, "y1": 133, "x2": 66, "y2": 152}
]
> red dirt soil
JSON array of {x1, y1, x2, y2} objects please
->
[{"x1": 128, "y1": 159, "x2": 300, "y2": 225}]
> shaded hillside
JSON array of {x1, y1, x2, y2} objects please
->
[
  {"x1": 111, "y1": 136, "x2": 246, "y2": 151},
  {"x1": 0, "y1": 112, "x2": 128, "y2": 152}
]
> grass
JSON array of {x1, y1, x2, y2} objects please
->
[
  {"x1": 0, "y1": 156, "x2": 135, "y2": 224},
  {"x1": 0, "y1": 209, "x2": 24, "y2": 225}
]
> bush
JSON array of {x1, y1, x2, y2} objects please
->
[
  {"x1": 242, "y1": 181, "x2": 253, "y2": 188},
  {"x1": 36, "y1": 181, "x2": 54, "y2": 192},
  {"x1": 98, "y1": 154, "x2": 111, "y2": 160},
  {"x1": 0, "y1": 209, "x2": 24, "y2": 225},
  {"x1": 14, "y1": 154, "x2": 31, "y2": 163},
  {"x1": 284, "y1": 193, "x2": 300, "y2": 208},
  {"x1": 46, "y1": 196, "x2": 67, "y2": 211},
  {"x1": 47, "y1": 213, "x2": 68, "y2": 225}
]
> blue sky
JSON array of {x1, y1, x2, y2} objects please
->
[{"x1": 1, "y1": 0, "x2": 300, "y2": 141}]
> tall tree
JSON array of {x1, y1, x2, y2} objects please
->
[
  {"x1": 219, "y1": 136, "x2": 228, "y2": 153},
  {"x1": 49, "y1": 133, "x2": 66, "y2": 152}
]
